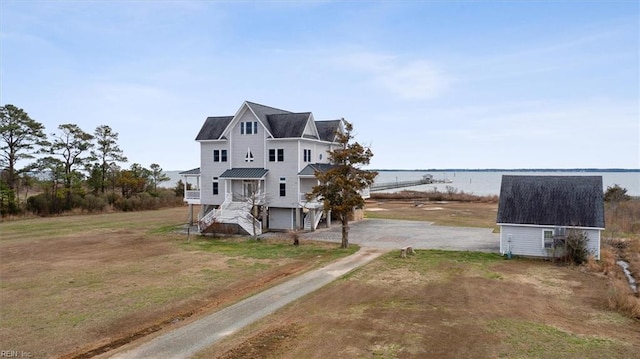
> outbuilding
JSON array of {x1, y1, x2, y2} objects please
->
[{"x1": 496, "y1": 175, "x2": 605, "y2": 259}]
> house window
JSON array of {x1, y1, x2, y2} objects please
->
[
  {"x1": 269, "y1": 149, "x2": 284, "y2": 162},
  {"x1": 543, "y1": 230, "x2": 554, "y2": 249},
  {"x1": 241, "y1": 121, "x2": 258, "y2": 135},
  {"x1": 303, "y1": 149, "x2": 311, "y2": 162},
  {"x1": 245, "y1": 148, "x2": 254, "y2": 162},
  {"x1": 213, "y1": 149, "x2": 227, "y2": 162},
  {"x1": 279, "y1": 177, "x2": 286, "y2": 197},
  {"x1": 213, "y1": 177, "x2": 219, "y2": 195}
]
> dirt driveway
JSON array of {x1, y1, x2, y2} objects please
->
[{"x1": 301, "y1": 218, "x2": 499, "y2": 252}]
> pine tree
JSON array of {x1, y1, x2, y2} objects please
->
[{"x1": 309, "y1": 120, "x2": 377, "y2": 248}]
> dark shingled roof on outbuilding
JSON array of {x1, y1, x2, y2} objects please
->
[
  {"x1": 496, "y1": 175, "x2": 604, "y2": 228},
  {"x1": 195, "y1": 116, "x2": 233, "y2": 141}
]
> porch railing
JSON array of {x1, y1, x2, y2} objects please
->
[{"x1": 185, "y1": 190, "x2": 200, "y2": 200}]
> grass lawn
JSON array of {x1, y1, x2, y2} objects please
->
[
  {"x1": 199, "y1": 250, "x2": 640, "y2": 359},
  {"x1": 0, "y1": 207, "x2": 356, "y2": 358}
]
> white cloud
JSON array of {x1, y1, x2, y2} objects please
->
[{"x1": 331, "y1": 51, "x2": 451, "y2": 100}]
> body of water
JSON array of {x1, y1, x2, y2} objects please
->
[
  {"x1": 164, "y1": 169, "x2": 639, "y2": 196},
  {"x1": 373, "y1": 170, "x2": 640, "y2": 196}
]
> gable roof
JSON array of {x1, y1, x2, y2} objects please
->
[
  {"x1": 245, "y1": 101, "x2": 291, "y2": 136},
  {"x1": 315, "y1": 120, "x2": 342, "y2": 142},
  {"x1": 266, "y1": 113, "x2": 312, "y2": 138},
  {"x1": 196, "y1": 101, "x2": 343, "y2": 142},
  {"x1": 496, "y1": 175, "x2": 604, "y2": 228},
  {"x1": 195, "y1": 116, "x2": 233, "y2": 141}
]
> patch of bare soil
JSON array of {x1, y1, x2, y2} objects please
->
[{"x1": 204, "y1": 256, "x2": 640, "y2": 359}]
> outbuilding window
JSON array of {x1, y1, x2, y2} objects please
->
[{"x1": 543, "y1": 230, "x2": 554, "y2": 249}]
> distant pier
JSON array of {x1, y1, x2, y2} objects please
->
[{"x1": 371, "y1": 174, "x2": 452, "y2": 192}]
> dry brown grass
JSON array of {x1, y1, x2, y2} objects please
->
[
  {"x1": 604, "y1": 199, "x2": 640, "y2": 237},
  {"x1": 587, "y1": 239, "x2": 640, "y2": 319},
  {"x1": 199, "y1": 251, "x2": 640, "y2": 359},
  {"x1": 364, "y1": 199, "x2": 498, "y2": 228},
  {"x1": 0, "y1": 207, "x2": 353, "y2": 358},
  {"x1": 371, "y1": 189, "x2": 499, "y2": 203}
]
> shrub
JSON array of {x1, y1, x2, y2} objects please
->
[
  {"x1": 604, "y1": 184, "x2": 631, "y2": 202},
  {"x1": 81, "y1": 194, "x2": 107, "y2": 213},
  {"x1": 565, "y1": 229, "x2": 590, "y2": 265},
  {"x1": 26, "y1": 193, "x2": 64, "y2": 216}
]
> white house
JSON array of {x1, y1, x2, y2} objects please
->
[
  {"x1": 182, "y1": 101, "x2": 368, "y2": 235},
  {"x1": 496, "y1": 175, "x2": 605, "y2": 260}
]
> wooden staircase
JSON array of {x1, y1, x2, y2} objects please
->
[
  {"x1": 198, "y1": 200, "x2": 262, "y2": 236},
  {"x1": 303, "y1": 209, "x2": 324, "y2": 231}
]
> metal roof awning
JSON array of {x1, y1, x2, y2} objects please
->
[
  {"x1": 179, "y1": 167, "x2": 201, "y2": 175},
  {"x1": 219, "y1": 168, "x2": 269, "y2": 179},
  {"x1": 298, "y1": 163, "x2": 336, "y2": 176}
]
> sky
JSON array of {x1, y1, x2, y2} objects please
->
[{"x1": 1, "y1": 0, "x2": 638, "y2": 171}]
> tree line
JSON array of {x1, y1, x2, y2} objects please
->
[{"x1": 1, "y1": 104, "x2": 181, "y2": 217}]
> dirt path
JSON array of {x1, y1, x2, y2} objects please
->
[{"x1": 105, "y1": 248, "x2": 386, "y2": 359}]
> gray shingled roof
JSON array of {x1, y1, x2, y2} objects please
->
[
  {"x1": 298, "y1": 163, "x2": 337, "y2": 176},
  {"x1": 316, "y1": 120, "x2": 341, "y2": 142},
  {"x1": 196, "y1": 102, "x2": 342, "y2": 141},
  {"x1": 219, "y1": 168, "x2": 269, "y2": 179},
  {"x1": 195, "y1": 116, "x2": 233, "y2": 141},
  {"x1": 245, "y1": 101, "x2": 291, "y2": 136},
  {"x1": 267, "y1": 113, "x2": 312, "y2": 138},
  {"x1": 496, "y1": 175, "x2": 605, "y2": 228}
]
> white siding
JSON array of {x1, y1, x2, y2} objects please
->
[
  {"x1": 230, "y1": 110, "x2": 266, "y2": 168},
  {"x1": 500, "y1": 225, "x2": 601, "y2": 259},
  {"x1": 265, "y1": 140, "x2": 300, "y2": 207},
  {"x1": 199, "y1": 141, "x2": 229, "y2": 206}
]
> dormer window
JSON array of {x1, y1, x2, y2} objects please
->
[
  {"x1": 241, "y1": 121, "x2": 258, "y2": 135},
  {"x1": 245, "y1": 148, "x2": 254, "y2": 162}
]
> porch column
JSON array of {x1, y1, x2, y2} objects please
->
[
  {"x1": 295, "y1": 207, "x2": 301, "y2": 230},
  {"x1": 310, "y1": 210, "x2": 316, "y2": 232},
  {"x1": 198, "y1": 205, "x2": 206, "y2": 220},
  {"x1": 188, "y1": 204, "x2": 194, "y2": 226}
]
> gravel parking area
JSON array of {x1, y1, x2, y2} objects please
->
[{"x1": 301, "y1": 218, "x2": 499, "y2": 252}]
